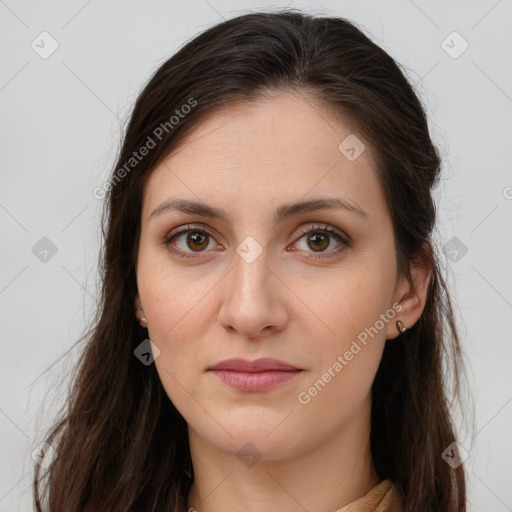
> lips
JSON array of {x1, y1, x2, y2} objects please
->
[
  {"x1": 207, "y1": 358, "x2": 303, "y2": 392},
  {"x1": 207, "y1": 357, "x2": 301, "y2": 372}
]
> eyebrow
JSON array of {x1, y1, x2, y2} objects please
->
[{"x1": 149, "y1": 196, "x2": 367, "y2": 224}]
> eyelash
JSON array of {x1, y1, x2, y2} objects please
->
[{"x1": 162, "y1": 223, "x2": 351, "y2": 261}]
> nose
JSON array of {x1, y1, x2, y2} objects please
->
[{"x1": 218, "y1": 247, "x2": 289, "y2": 340}]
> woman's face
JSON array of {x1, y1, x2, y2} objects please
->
[{"x1": 135, "y1": 91, "x2": 409, "y2": 460}]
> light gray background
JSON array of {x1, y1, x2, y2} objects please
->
[{"x1": 1, "y1": 1, "x2": 511, "y2": 510}]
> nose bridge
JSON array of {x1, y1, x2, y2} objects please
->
[
  {"x1": 227, "y1": 215, "x2": 270, "y2": 288},
  {"x1": 230, "y1": 238, "x2": 271, "y2": 302},
  {"x1": 219, "y1": 235, "x2": 287, "y2": 337}
]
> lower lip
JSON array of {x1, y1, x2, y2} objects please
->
[{"x1": 209, "y1": 369, "x2": 303, "y2": 392}]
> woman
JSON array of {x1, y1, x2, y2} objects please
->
[{"x1": 33, "y1": 9, "x2": 471, "y2": 512}]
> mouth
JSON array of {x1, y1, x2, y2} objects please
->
[
  {"x1": 208, "y1": 368, "x2": 304, "y2": 392},
  {"x1": 207, "y1": 357, "x2": 304, "y2": 392}
]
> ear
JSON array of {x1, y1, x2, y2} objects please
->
[
  {"x1": 134, "y1": 293, "x2": 142, "y2": 311},
  {"x1": 386, "y1": 258, "x2": 432, "y2": 340}
]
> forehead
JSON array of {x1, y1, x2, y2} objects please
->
[{"x1": 141, "y1": 91, "x2": 388, "y2": 223}]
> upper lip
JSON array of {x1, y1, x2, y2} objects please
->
[{"x1": 208, "y1": 357, "x2": 301, "y2": 372}]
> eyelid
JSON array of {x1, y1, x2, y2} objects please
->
[
  {"x1": 293, "y1": 223, "x2": 350, "y2": 243},
  {"x1": 164, "y1": 223, "x2": 223, "y2": 244}
]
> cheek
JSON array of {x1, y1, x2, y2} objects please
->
[
  {"x1": 306, "y1": 264, "x2": 394, "y2": 344},
  {"x1": 147, "y1": 288, "x2": 207, "y2": 419},
  {"x1": 299, "y1": 260, "x2": 396, "y2": 396},
  {"x1": 137, "y1": 255, "x2": 209, "y2": 395},
  {"x1": 144, "y1": 286, "x2": 208, "y2": 372},
  {"x1": 295, "y1": 279, "x2": 392, "y2": 429},
  {"x1": 138, "y1": 245, "x2": 216, "y2": 340}
]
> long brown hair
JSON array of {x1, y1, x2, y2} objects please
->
[{"x1": 33, "y1": 9, "x2": 473, "y2": 511}]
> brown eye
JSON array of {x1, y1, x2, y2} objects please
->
[
  {"x1": 163, "y1": 225, "x2": 218, "y2": 260},
  {"x1": 306, "y1": 232, "x2": 330, "y2": 252},
  {"x1": 185, "y1": 231, "x2": 209, "y2": 251},
  {"x1": 293, "y1": 224, "x2": 351, "y2": 259}
]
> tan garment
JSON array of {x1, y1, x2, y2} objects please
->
[{"x1": 335, "y1": 479, "x2": 404, "y2": 512}]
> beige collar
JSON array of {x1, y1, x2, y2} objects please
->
[{"x1": 335, "y1": 479, "x2": 404, "y2": 512}]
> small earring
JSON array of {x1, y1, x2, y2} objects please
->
[
  {"x1": 135, "y1": 306, "x2": 147, "y2": 328},
  {"x1": 396, "y1": 320, "x2": 406, "y2": 334}
]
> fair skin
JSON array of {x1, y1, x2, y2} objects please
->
[{"x1": 135, "y1": 90, "x2": 431, "y2": 512}]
